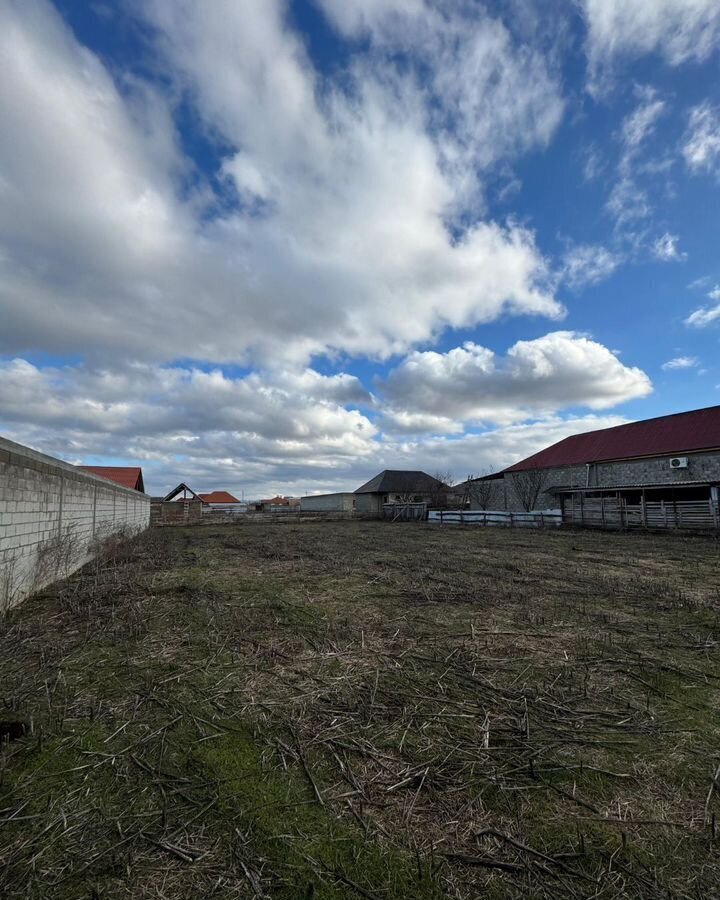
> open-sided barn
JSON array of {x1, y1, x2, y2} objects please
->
[
  {"x1": 466, "y1": 405, "x2": 720, "y2": 530},
  {"x1": 467, "y1": 406, "x2": 720, "y2": 528}
]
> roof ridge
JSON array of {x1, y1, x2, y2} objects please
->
[
  {"x1": 504, "y1": 405, "x2": 720, "y2": 473},
  {"x1": 566, "y1": 403, "x2": 720, "y2": 440}
]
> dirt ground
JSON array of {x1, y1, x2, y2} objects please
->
[{"x1": 1, "y1": 519, "x2": 719, "y2": 899}]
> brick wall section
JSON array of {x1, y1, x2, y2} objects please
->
[
  {"x1": 0, "y1": 437, "x2": 150, "y2": 610},
  {"x1": 470, "y1": 450, "x2": 720, "y2": 512},
  {"x1": 150, "y1": 500, "x2": 204, "y2": 526}
]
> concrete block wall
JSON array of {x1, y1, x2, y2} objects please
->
[
  {"x1": 0, "y1": 436, "x2": 150, "y2": 610},
  {"x1": 300, "y1": 492, "x2": 356, "y2": 512},
  {"x1": 355, "y1": 493, "x2": 382, "y2": 516}
]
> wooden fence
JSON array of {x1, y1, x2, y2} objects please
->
[
  {"x1": 562, "y1": 495, "x2": 720, "y2": 531},
  {"x1": 382, "y1": 503, "x2": 427, "y2": 522},
  {"x1": 428, "y1": 509, "x2": 562, "y2": 528}
]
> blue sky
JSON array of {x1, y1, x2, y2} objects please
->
[{"x1": 1, "y1": 0, "x2": 720, "y2": 498}]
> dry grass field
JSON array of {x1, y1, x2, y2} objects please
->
[{"x1": 1, "y1": 520, "x2": 720, "y2": 899}]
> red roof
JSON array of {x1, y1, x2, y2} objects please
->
[
  {"x1": 506, "y1": 405, "x2": 720, "y2": 472},
  {"x1": 79, "y1": 466, "x2": 145, "y2": 492},
  {"x1": 198, "y1": 491, "x2": 240, "y2": 504}
]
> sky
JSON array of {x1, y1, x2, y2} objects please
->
[{"x1": 1, "y1": 0, "x2": 720, "y2": 499}]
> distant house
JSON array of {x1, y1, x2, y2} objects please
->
[
  {"x1": 198, "y1": 491, "x2": 240, "y2": 504},
  {"x1": 150, "y1": 482, "x2": 204, "y2": 526},
  {"x1": 78, "y1": 466, "x2": 145, "y2": 493},
  {"x1": 354, "y1": 470, "x2": 449, "y2": 516},
  {"x1": 464, "y1": 404, "x2": 720, "y2": 530},
  {"x1": 260, "y1": 495, "x2": 289, "y2": 508},
  {"x1": 259, "y1": 495, "x2": 300, "y2": 511},
  {"x1": 198, "y1": 491, "x2": 248, "y2": 514}
]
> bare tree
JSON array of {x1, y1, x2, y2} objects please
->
[
  {"x1": 509, "y1": 468, "x2": 550, "y2": 512},
  {"x1": 433, "y1": 470, "x2": 454, "y2": 488},
  {"x1": 430, "y1": 470, "x2": 454, "y2": 508},
  {"x1": 462, "y1": 472, "x2": 497, "y2": 510}
]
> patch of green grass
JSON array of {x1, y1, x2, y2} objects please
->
[{"x1": 187, "y1": 726, "x2": 444, "y2": 899}]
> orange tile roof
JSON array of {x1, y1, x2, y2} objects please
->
[
  {"x1": 198, "y1": 491, "x2": 240, "y2": 504},
  {"x1": 79, "y1": 466, "x2": 145, "y2": 492}
]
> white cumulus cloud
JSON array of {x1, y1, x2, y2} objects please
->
[
  {"x1": 380, "y1": 331, "x2": 652, "y2": 429},
  {"x1": 0, "y1": 0, "x2": 568, "y2": 366},
  {"x1": 0, "y1": 355, "x2": 641, "y2": 498},
  {"x1": 661, "y1": 356, "x2": 698, "y2": 370},
  {"x1": 0, "y1": 358, "x2": 379, "y2": 496}
]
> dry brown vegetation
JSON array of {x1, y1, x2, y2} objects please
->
[{"x1": 1, "y1": 520, "x2": 720, "y2": 899}]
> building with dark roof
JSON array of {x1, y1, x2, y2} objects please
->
[
  {"x1": 78, "y1": 466, "x2": 145, "y2": 493},
  {"x1": 467, "y1": 405, "x2": 720, "y2": 530},
  {"x1": 354, "y1": 470, "x2": 449, "y2": 516},
  {"x1": 161, "y1": 483, "x2": 202, "y2": 502}
]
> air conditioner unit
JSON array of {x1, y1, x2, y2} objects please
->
[{"x1": 669, "y1": 457, "x2": 688, "y2": 469}]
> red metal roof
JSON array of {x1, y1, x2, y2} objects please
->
[
  {"x1": 505, "y1": 405, "x2": 720, "y2": 472},
  {"x1": 198, "y1": 491, "x2": 240, "y2": 504},
  {"x1": 79, "y1": 466, "x2": 145, "y2": 493}
]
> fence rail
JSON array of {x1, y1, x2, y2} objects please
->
[
  {"x1": 429, "y1": 509, "x2": 561, "y2": 528},
  {"x1": 562, "y1": 496, "x2": 719, "y2": 530},
  {"x1": 382, "y1": 503, "x2": 427, "y2": 522}
]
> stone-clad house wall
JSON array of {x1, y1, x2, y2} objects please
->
[
  {"x1": 0, "y1": 437, "x2": 150, "y2": 610},
  {"x1": 589, "y1": 451, "x2": 720, "y2": 488},
  {"x1": 470, "y1": 450, "x2": 720, "y2": 512}
]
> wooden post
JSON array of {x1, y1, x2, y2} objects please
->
[
  {"x1": 641, "y1": 489, "x2": 647, "y2": 529},
  {"x1": 57, "y1": 472, "x2": 64, "y2": 536},
  {"x1": 600, "y1": 494, "x2": 606, "y2": 529}
]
